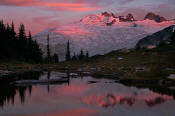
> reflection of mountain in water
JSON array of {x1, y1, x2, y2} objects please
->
[
  {"x1": 121, "y1": 81, "x2": 175, "y2": 100},
  {"x1": 105, "y1": 94, "x2": 136, "y2": 108},
  {"x1": 1, "y1": 71, "x2": 175, "y2": 111},
  {"x1": 82, "y1": 93, "x2": 173, "y2": 108},
  {"x1": 145, "y1": 97, "x2": 166, "y2": 107}
]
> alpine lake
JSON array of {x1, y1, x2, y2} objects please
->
[{"x1": 0, "y1": 70, "x2": 175, "y2": 116}]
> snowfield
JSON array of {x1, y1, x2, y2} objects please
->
[{"x1": 33, "y1": 13, "x2": 175, "y2": 61}]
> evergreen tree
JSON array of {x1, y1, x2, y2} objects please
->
[
  {"x1": 32, "y1": 40, "x2": 43, "y2": 63},
  {"x1": 0, "y1": 20, "x2": 6, "y2": 58},
  {"x1": 72, "y1": 52, "x2": 77, "y2": 61},
  {"x1": 53, "y1": 53, "x2": 59, "y2": 63},
  {"x1": 11, "y1": 22, "x2": 16, "y2": 38},
  {"x1": 28, "y1": 31, "x2": 32, "y2": 41},
  {"x1": 47, "y1": 34, "x2": 51, "y2": 62},
  {"x1": 27, "y1": 31, "x2": 43, "y2": 63},
  {"x1": 66, "y1": 40, "x2": 71, "y2": 61},
  {"x1": 86, "y1": 51, "x2": 89, "y2": 58},
  {"x1": 19, "y1": 24, "x2": 26, "y2": 39},
  {"x1": 18, "y1": 24, "x2": 27, "y2": 59},
  {"x1": 10, "y1": 22, "x2": 17, "y2": 57},
  {"x1": 6, "y1": 23, "x2": 10, "y2": 32},
  {"x1": 26, "y1": 31, "x2": 32, "y2": 59},
  {"x1": 5, "y1": 23, "x2": 11, "y2": 57},
  {"x1": 0, "y1": 21, "x2": 43, "y2": 63},
  {"x1": 79, "y1": 48, "x2": 84, "y2": 60}
]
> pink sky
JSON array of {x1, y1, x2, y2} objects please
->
[{"x1": 0, "y1": 0, "x2": 175, "y2": 35}]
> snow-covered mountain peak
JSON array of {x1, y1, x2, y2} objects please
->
[
  {"x1": 33, "y1": 12, "x2": 175, "y2": 61},
  {"x1": 79, "y1": 12, "x2": 138, "y2": 26},
  {"x1": 79, "y1": 12, "x2": 171, "y2": 26},
  {"x1": 79, "y1": 12, "x2": 119, "y2": 26}
]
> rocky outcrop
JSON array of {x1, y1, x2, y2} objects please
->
[
  {"x1": 126, "y1": 13, "x2": 136, "y2": 21},
  {"x1": 144, "y1": 12, "x2": 167, "y2": 23},
  {"x1": 119, "y1": 13, "x2": 136, "y2": 22},
  {"x1": 101, "y1": 12, "x2": 118, "y2": 18},
  {"x1": 101, "y1": 12, "x2": 136, "y2": 22},
  {"x1": 136, "y1": 25, "x2": 175, "y2": 48},
  {"x1": 101, "y1": 12, "x2": 112, "y2": 17}
]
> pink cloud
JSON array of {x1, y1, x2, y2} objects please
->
[
  {"x1": 51, "y1": 7, "x2": 100, "y2": 12},
  {"x1": 119, "y1": 0, "x2": 134, "y2": 4},
  {"x1": 0, "y1": 0, "x2": 85, "y2": 7},
  {"x1": 0, "y1": 0, "x2": 100, "y2": 12},
  {"x1": 1, "y1": 0, "x2": 175, "y2": 35},
  {"x1": 0, "y1": 0, "x2": 40, "y2": 6},
  {"x1": 0, "y1": 0, "x2": 134, "y2": 12},
  {"x1": 32, "y1": 16, "x2": 60, "y2": 27}
]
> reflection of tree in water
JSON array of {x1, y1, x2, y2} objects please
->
[
  {"x1": 0, "y1": 71, "x2": 71, "y2": 108},
  {"x1": 0, "y1": 85, "x2": 16, "y2": 107},
  {"x1": 0, "y1": 71, "x2": 42, "y2": 108},
  {"x1": 67, "y1": 71, "x2": 70, "y2": 86},
  {"x1": 0, "y1": 84, "x2": 33, "y2": 108},
  {"x1": 28, "y1": 85, "x2": 32, "y2": 96},
  {"x1": 18, "y1": 86, "x2": 27, "y2": 104},
  {"x1": 47, "y1": 71, "x2": 51, "y2": 93},
  {"x1": 47, "y1": 71, "x2": 51, "y2": 80}
]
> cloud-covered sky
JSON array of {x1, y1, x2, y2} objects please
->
[{"x1": 0, "y1": 0, "x2": 175, "y2": 34}]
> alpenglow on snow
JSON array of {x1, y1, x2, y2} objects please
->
[{"x1": 33, "y1": 12, "x2": 175, "y2": 60}]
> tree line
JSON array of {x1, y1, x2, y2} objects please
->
[
  {"x1": 45, "y1": 34, "x2": 59, "y2": 63},
  {"x1": 45, "y1": 36, "x2": 89, "y2": 62},
  {"x1": 0, "y1": 20, "x2": 90, "y2": 63},
  {"x1": 0, "y1": 20, "x2": 42, "y2": 63},
  {"x1": 65, "y1": 40, "x2": 89, "y2": 61}
]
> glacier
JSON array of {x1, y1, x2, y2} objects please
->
[{"x1": 33, "y1": 13, "x2": 175, "y2": 61}]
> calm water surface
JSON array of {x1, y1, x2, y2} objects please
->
[{"x1": 0, "y1": 71, "x2": 175, "y2": 116}]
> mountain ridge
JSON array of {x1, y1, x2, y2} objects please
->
[
  {"x1": 144, "y1": 12, "x2": 167, "y2": 23},
  {"x1": 33, "y1": 12, "x2": 175, "y2": 61},
  {"x1": 137, "y1": 25, "x2": 175, "y2": 48}
]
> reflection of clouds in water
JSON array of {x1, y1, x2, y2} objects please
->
[
  {"x1": 15, "y1": 108, "x2": 99, "y2": 116},
  {"x1": 56, "y1": 84, "x2": 89, "y2": 95}
]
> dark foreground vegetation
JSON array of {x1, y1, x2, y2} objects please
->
[{"x1": 0, "y1": 21, "x2": 42, "y2": 63}]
